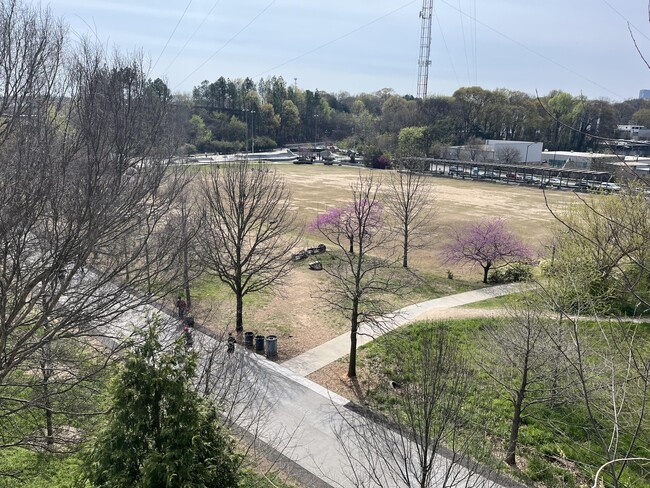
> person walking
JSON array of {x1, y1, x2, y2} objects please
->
[
  {"x1": 176, "y1": 296, "x2": 187, "y2": 319},
  {"x1": 227, "y1": 332, "x2": 236, "y2": 355},
  {"x1": 183, "y1": 325, "x2": 193, "y2": 350}
]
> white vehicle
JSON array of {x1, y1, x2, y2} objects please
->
[
  {"x1": 599, "y1": 182, "x2": 621, "y2": 191},
  {"x1": 545, "y1": 177, "x2": 563, "y2": 186}
]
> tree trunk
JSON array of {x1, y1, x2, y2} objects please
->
[
  {"x1": 506, "y1": 353, "x2": 529, "y2": 466},
  {"x1": 236, "y1": 292, "x2": 244, "y2": 332},
  {"x1": 402, "y1": 226, "x2": 409, "y2": 268},
  {"x1": 347, "y1": 300, "x2": 359, "y2": 378},
  {"x1": 183, "y1": 244, "x2": 191, "y2": 310},
  {"x1": 482, "y1": 264, "x2": 491, "y2": 284},
  {"x1": 41, "y1": 364, "x2": 54, "y2": 448},
  {"x1": 505, "y1": 394, "x2": 523, "y2": 466}
]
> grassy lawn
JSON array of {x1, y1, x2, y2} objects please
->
[
  {"x1": 358, "y1": 318, "x2": 650, "y2": 488},
  {"x1": 187, "y1": 164, "x2": 577, "y2": 343}
]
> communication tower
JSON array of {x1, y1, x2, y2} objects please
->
[{"x1": 417, "y1": 0, "x2": 433, "y2": 98}]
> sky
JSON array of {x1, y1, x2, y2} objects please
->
[{"x1": 45, "y1": 0, "x2": 650, "y2": 101}]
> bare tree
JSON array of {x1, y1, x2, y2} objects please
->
[
  {"x1": 311, "y1": 174, "x2": 401, "y2": 378},
  {"x1": 386, "y1": 158, "x2": 434, "y2": 268},
  {"x1": 536, "y1": 265, "x2": 650, "y2": 487},
  {"x1": 198, "y1": 162, "x2": 300, "y2": 332},
  {"x1": 479, "y1": 295, "x2": 572, "y2": 467},
  {"x1": 496, "y1": 147, "x2": 520, "y2": 164},
  {"x1": 335, "y1": 324, "x2": 492, "y2": 487},
  {"x1": 0, "y1": 0, "x2": 185, "y2": 454},
  {"x1": 158, "y1": 172, "x2": 205, "y2": 311}
]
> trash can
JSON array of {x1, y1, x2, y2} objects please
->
[
  {"x1": 244, "y1": 331, "x2": 255, "y2": 348},
  {"x1": 255, "y1": 334, "x2": 265, "y2": 352},
  {"x1": 265, "y1": 335, "x2": 277, "y2": 358}
]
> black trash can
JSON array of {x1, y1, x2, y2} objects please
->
[
  {"x1": 255, "y1": 334, "x2": 265, "y2": 352},
  {"x1": 244, "y1": 331, "x2": 255, "y2": 348},
  {"x1": 265, "y1": 335, "x2": 277, "y2": 358}
]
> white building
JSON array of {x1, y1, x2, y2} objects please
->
[
  {"x1": 541, "y1": 150, "x2": 620, "y2": 169},
  {"x1": 486, "y1": 140, "x2": 543, "y2": 164}
]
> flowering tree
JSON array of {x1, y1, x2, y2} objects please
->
[
  {"x1": 310, "y1": 175, "x2": 398, "y2": 378},
  {"x1": 444, "y1": 218, "x2": 533, "y2": 284},
  {"x1": 309, "y1": 200, "x2": 381, "y2": 254}
]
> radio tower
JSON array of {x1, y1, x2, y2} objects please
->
[{"x1": 416, "y1": 0, "x2": 433, "y2": 98}]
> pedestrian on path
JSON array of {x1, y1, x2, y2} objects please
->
[
  {"x1": 183, "y1": 325, "x2": 193, "y2": 350},
  {"x1": 176, "y1": 296, "x2": 187, "y2": 319},
  {"x1": 227, "y1": 332, "x2": 236, "y2": 355}
]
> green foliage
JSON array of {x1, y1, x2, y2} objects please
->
[
  {"x1": 0, "y1": 449, "x2": 84, "y2": 488},
  {"x1": 362, "y1": 317, "x2": 650, "y2": 487},
  {"x1": 488, "y1": 263, "x2": 532, "y2": 284},
  {"x1": 544, "y1": 192, "x2": 650, "y2": 315},
  {"x1": 397, "y1": 126, "x2": 427, "y2": 157},
  {"x1": 189, "y1": 114, "x2": 212, "y2": 150},
  {"x1": 83, "y1": 319, "x2": 240, "y2": 487}
]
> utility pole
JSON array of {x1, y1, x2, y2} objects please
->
[
  {"x1": 417, "y1": 0, "x2": 433, "y2": 98},
  {"x1": 251, "y1": 110, "x2": 256, "y2": 153}
]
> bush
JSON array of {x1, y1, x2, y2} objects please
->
[
  {"x1": 488, "y1": 263, "x2": 532, "y2": 284},
  {"x1": 252, "y1": 136, "x2": 277, "y2": 151}
]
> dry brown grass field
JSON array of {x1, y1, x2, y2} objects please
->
[{"x1": 192, "y1": 163, "x2": 579, "y2": 362}]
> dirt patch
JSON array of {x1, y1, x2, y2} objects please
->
[{"x1": 194, "y1": 165, "x2": 575, "y2": 368}]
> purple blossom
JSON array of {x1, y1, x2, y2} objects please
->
[
  {"x1": 309, "y1": 200, "x2": 382, "y2": 253},
  {"x1": 444, "y1": 218, "x2": 533, "y2": 283}
]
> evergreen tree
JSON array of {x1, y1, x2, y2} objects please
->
[{"x1": 84, "y1": 320, "x2": 240, "y2": 487}]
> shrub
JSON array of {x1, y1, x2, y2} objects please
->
[{"x1": 488, "y1": 263, "x2": 532, "y2": 284}]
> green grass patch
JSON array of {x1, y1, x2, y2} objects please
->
[
  {"x1": 0, "y1": 449, "x2": 84, "y2": 488},
  {"x1": 359, "y1": 317, "x2": 650, "y2": 487}
]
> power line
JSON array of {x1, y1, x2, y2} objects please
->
[
  {"x1": 151, "y1": 0, "x2": 193, "y2": 73},
  {"x1": 162, "y1": 0, "x2": 223, "y2": 76},
  {"x1": 254, "y1": 0, "x2": 418, "y2": 79},
  {"x1": 601, "y1": 0, "x2": 650, "y2": 43},
  {"x1": 472, "y1": 0, "x2": 478, "y2": 85},
  {"x1": 439, "y1": 0, "x2": 626, "y2": 99},
  {"x1": 457, "y1": 0, "x2": 471, "y2": 85},
  {"x1": 435, "y1": 8, "x2": 460, "y2": 86},
  {"x1": 173, "y1": 0, "x2": 277, "y2": 90}
]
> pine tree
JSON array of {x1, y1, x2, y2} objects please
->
[{"x1": 84, "y1": 320, "x2": 240, "y2": 487}]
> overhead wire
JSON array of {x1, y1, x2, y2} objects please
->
[
  {"x1": 162, "y1": 0, "x2": 223, "y2": 76},
  {"x1": 435, "y1": 8, "x2": 460, "y2": 86},
  {"x1": 254, "y1": 0, "x2": 418, "y2": 79},
  {"x1": 472, "y1": 0, "x2": 478, "y2": 85},
  {"x1": 173, "y1": 0, "x2": 277, "y2": 90},
  {"x1": 438, "y1": 0, "x2": 625, "y2": 99},
  {"x1": 457, "y1": 0, "x2": 471, "y2": 85},
  {"x1": 601, "y1": 0, "x2": 650, "y2": 43},
  {"x1": 151, "y1": 0, "x2": 194, "y2": 73}
]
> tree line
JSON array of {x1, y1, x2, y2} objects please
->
[{"x1": 182, "y1": 76, "x2": 650, "y2": 160}]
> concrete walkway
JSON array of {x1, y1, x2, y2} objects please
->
[
  {"x1": 101, "y1": 279, "x2": 527, "y2": 488},
  {"x1": 282, "y1": 282, "x2": 527, "y2": 376}
]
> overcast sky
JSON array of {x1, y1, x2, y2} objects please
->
[{"x1": 46, "y1": 0, "x2": 650, "y2": 101}]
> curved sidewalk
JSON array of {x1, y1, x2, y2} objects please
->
[{"x1": 282, "y1": 282, "x2": 528, "y2": 377}]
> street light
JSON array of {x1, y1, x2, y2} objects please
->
[
  {"x1": 313, "y1": 114, "x2": 319, "y2": 161},
  {"x1": 242, "y1": 109, "x2": 250, "y2": 155},
  {"x1": 524, "y1": 142, "x2": 536, "y2": 164},
  {"x1": 251, "y1": 110, "x2": 256, "y2": 154}
]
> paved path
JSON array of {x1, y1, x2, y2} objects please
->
[
  {"x1": 103, "y1": 281, "x2": 528, "y2": 488},
  {"x1": 282, "y1": 282, "x2": 527, "y2": 376}
]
